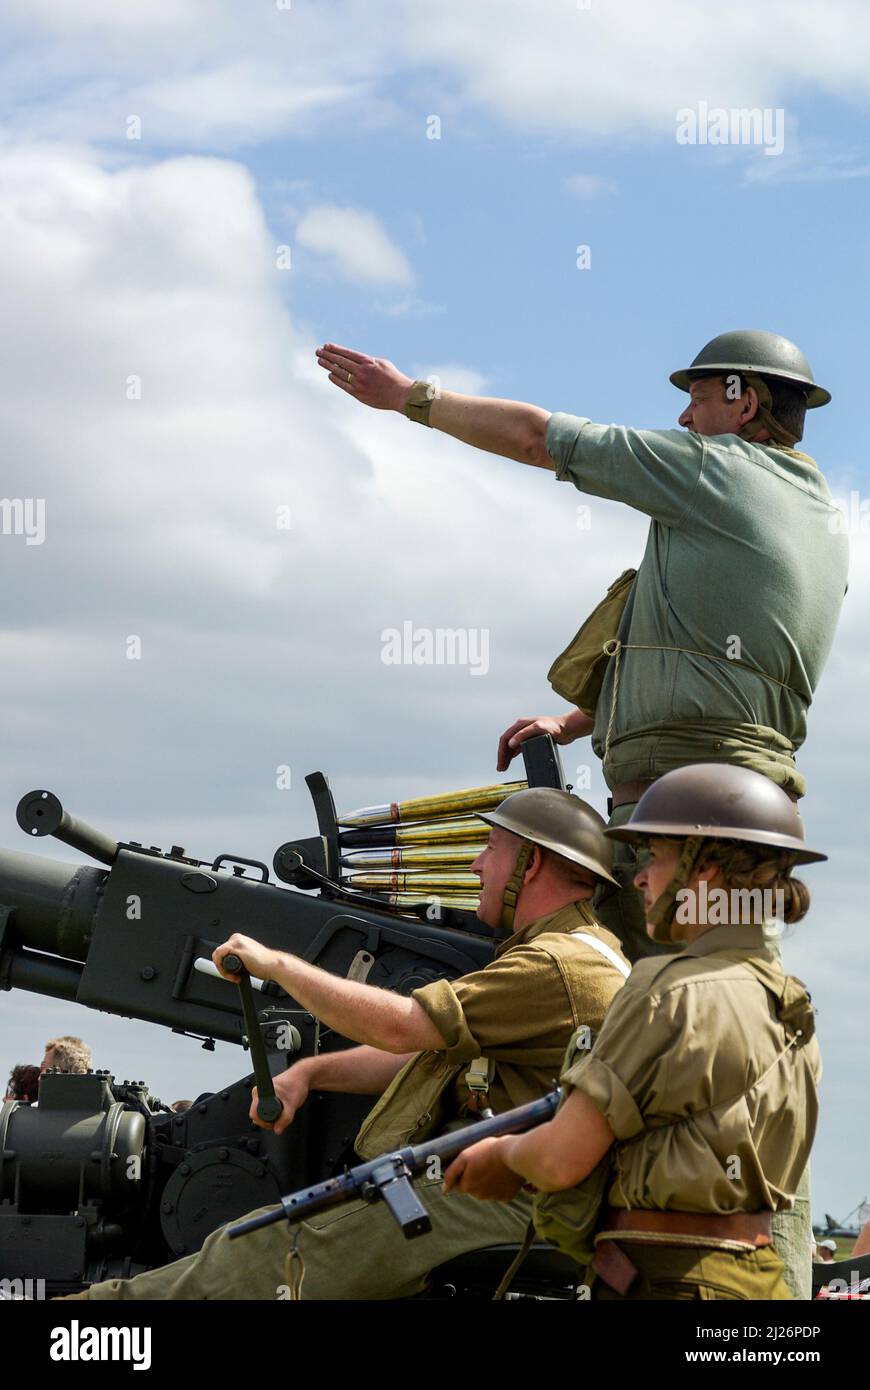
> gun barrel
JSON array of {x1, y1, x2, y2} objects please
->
[
  {"x1": 0, "y1": 847, "x2": 106, "y2": 958},
  {"x1": 16, "y1": 790, "x2": 119, "y2": 867}
]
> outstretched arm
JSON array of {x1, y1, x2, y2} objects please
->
[{"x1": 315, "y1": 342, "x2": 553, "y2": 469}]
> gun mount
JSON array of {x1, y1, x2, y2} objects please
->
[{"x1": 0, "y1": 738, "x2": 565, "y2": 1291}]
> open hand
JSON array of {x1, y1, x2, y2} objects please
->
[{"x1": 315, "y1": 342, "x2": 413, "y2": 411}]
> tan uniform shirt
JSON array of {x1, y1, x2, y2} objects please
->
[
  {"x1": 415, "y1": 902, "x2": 629, "y2": 1115},
  {"x1": 354, "y1": 902, "x2": 629, "y2": 1158},
  {"x1": 562, "y1": 924, "x2": 820, "y2": 1214}
]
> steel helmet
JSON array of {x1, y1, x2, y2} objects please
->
[
  {"x1": 670, "y1": 329, "x2": 830, "y2": 408},
  {"x1": 606, "y1": 764, "x2": 826, "y2": 865},
  {"x1": 481, "y1": 787, "x2": 618, "y2": 886},
  {"x1": 605, "y1": 764, "x2": 825, "y2": 943}
]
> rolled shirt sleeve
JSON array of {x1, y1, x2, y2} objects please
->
[
  {"x1": 546, "y1": 412, "x2": 706, "y2": 526},
  {"x1": 561, "y1": 975, "x2": 677, "y2": 1141},
  {"x1": 412, "y1": 944, "x2": 575, "y2": 1067}
]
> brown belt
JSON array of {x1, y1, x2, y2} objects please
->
[{"x1": 591, "y1": 1209, "x2": 773, "y2": 1296}]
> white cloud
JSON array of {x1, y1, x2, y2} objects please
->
[
  {"x1": 295, "y1": 204, "x2": 414, "y2": 287},
  {"x1": 5, "y1": 1, "x2": 870, "y2": 151},
  {"x1": 376, "y1": 294, "x2": 445, "y2": 318},
  {"x1": 0, "y1": 62, "x2": 861, "y2": 1206},
  {"x1": 562, "y1": 174, "x2": 618, "y2": 198},
  {"x1": 743, "y1": 135, "x2": 870, "y2": 185}
]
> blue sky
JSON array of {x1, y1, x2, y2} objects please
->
[{"x1": 0, "y1": 0, "x2": 868, "y2": 1227}]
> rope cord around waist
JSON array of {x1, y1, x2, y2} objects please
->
[{"x1": 602, "y1": 639, "x2": 807, "y2": 763}]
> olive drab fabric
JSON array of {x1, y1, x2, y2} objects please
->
[
  {"x1": 590, "y1": 1242, "x2": 792, "y2": 1301},
  {"x1": 75, "y1": 1179, "x2": 537, "y2": 1302},
  {"x1": 355, "y1": 902, "x2": 629, "y2": 1160},
  {"x1": 561, "y1": 925, "x2": 820, "y2": 1216},
  {"x1": 545, "y1": 415, "x2": 848, "y2": 798},
  {"x1": 547, "y1": 568, "x2": 637, "y2": 717},
  {"x1": 353, "y1": 1051, "x2": 467, "y2": 1159}
]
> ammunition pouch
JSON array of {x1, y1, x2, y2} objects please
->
[
  {"x1": 547, "y1": 569, "x2": 636, "y2": 717},
  {"x1": 354, "y1": 1053, "x2": 460, "y2": 1159}
]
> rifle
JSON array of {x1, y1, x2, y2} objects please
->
[{"x1": 228, "y1": 1089, "x2": 561, "y2": 1241}]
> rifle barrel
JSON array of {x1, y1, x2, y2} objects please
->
[{"x1": 227, "y1": 1089, "x2": 561, "y2": 1238}]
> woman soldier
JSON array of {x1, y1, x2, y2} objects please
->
[{"x1": 444, "y1": 763, "x2": 824, "y2": 1301}]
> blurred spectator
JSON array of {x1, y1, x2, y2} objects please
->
[
  {"x1": 817, "y1": 1238, "x2": 837, "y2": 1263},
  {"x1": 40, "y1": 1036, "x2": 92, "y2": 1075},
  {"x1": 4, "y1": 1063, "x2": 40, "y2": 1103}
]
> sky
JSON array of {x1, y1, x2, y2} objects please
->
[{"x1": 0, "y1": 0, "x2": 868, "y2": 1227}]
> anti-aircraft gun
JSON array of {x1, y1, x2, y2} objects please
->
[{"x1": 0, "y1": 738, "x2": 567, "y2": 1293}]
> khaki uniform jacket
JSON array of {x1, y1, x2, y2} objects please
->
[
  {"x1": 562, "y1": 924, "x2": 821, "y2": 1214},
  {"x1": 354, "y1": 902, "x2": 629, "y2": 1159}
]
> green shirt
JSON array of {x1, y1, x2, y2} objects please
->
[{"x1": 546, "y1": 416, "x2": 849, "y2": 795}]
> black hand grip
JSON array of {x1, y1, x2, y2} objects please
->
[{"x1": 221, "y1": 953, "x2": 284, "y2": 1126}]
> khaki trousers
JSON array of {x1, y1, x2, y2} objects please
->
[
  {"x1": 589, "y1": 1240, "x2": 792, "y2": 1300},
  {"x1": 68, "y1": 1179, "x2": 533, "y2": 1302}
]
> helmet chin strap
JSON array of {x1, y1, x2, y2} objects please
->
[
  {"x1": 737, "y1": 372, "x2": 801, "y2": 449},
  {"x1": 645, "y1": 836, "x2": 706, "y2": 944},
  {"x1": 498, "y1": 842, "x2": 534, "y2": 934}
]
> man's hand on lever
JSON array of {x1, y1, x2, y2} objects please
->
[
  {"x1": 249, "y1": 1065, "x2": 311, "y2": 1137},
  {"x1": 497, "y1": 709, "x2": 594, "y2": 772},
  {"x1": 213, "y1": 933, "x2": 282, "y2": 984}
]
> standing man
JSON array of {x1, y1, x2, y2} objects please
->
[{"x1": 315, "y1": 330, "x2": 847, "y2": 964}]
